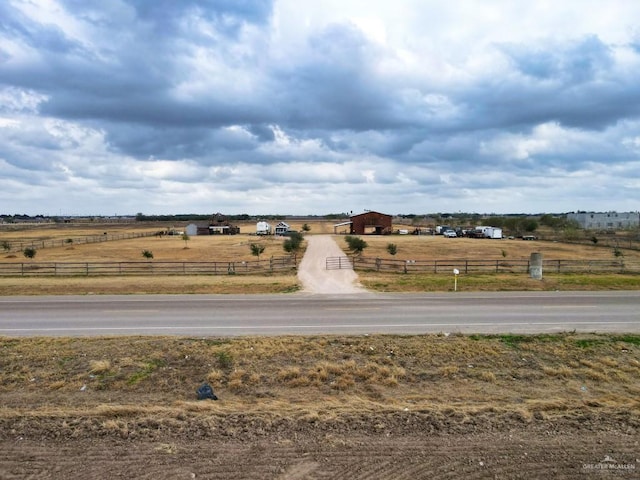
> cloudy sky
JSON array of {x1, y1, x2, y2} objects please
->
[{"x1": 1, "y1": 0, "x2": 640, "y2": 216}]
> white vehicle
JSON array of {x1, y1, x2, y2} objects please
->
[{"x1": 443, "y1": 230, "x2": 457, "y2": 238}]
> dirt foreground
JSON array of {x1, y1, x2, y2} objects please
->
[{"x1": 1, "y1": 417, "x2": 638, "y2": 479}]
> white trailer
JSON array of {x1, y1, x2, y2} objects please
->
[
  {"x1": 256, "y1": 221, "x2": 271, "y2": 235},
  {"x1": 483, "y1": 227, "x2": 503, "y2": 239}
]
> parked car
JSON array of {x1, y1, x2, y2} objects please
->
[{"x1": 443, "y1": 230, "x2": 457, "y2": 238}]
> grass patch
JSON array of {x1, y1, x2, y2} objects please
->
[
  {"x1": 575, "y1": 338, "x2": 608, "y2": 348},
  {"x1": 127, "y1": 358, "x2": 166, "y2": 385},
  {"x1": 2, "y1": 333, "x2": 639, "y2": 419},
  {"x1": 215, "y1": 351, "x2": 234, "y2": 370},
  {"x1": 612, "y1": 335, "x2": 640, "y2": 346}
]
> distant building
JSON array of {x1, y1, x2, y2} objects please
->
[
  {"x1": 349, "y1": 211, "x2": 393, "y2": 235},
  {"x1": 187, "y1": 213, "x2": 240, "y2": 235},
  {"x1": 567, "y1": 211, "x2": 640, "y2": 230},
  {"x1": 185, "y1": 224, "x2": 198, "y2": 236},
  {"x1": 207, "y1": 212, "x2": 240, "y2": 235},
  {"x1": 275, "y1": 221, "x2": 290, "y2": 235}
]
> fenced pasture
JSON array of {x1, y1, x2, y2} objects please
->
[
  {"x1": 0, "y1": 256, "x2": 297, "y2": 277},
  {"x1": 1, "y1": 228, "x2": 292, "y2": 263},
  {"x1": 338, "y1": 234, "x2": 640, "y2": 264},
  {"x1": 327, "y1": 256, "x2": 640, "y2": 274}
]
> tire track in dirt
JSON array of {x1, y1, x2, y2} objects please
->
[{"x1": 2, "y1": 430, "x2": 638, "y2": 479}]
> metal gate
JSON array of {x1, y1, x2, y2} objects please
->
[{"x1": 326, "y1": 256, "x2": 353, "y2": 270}]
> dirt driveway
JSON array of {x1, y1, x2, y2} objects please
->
[{"x1": 297, "y1": 235, "x2": 367, "y2": 294}]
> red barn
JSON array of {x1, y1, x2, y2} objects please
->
[{"x1": 350, "y1": 211, "x2": 393, "y2": 235}]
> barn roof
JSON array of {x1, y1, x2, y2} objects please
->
[{"x1": 350, "y1": 210, "x2": 392, "y2": 219}]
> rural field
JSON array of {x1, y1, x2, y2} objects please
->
[
  {"x1": 1, "y1": 221, "x2": 639, "y2": 478},
  {"x1": 2, "y1": 219, "x2": 640, "y2": 295}
]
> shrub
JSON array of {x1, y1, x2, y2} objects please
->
[
  {"x1": 283, "y1": 232, "x2": 304, "y2": 253},
  {"x1": 344, "y1": 235, "x2": 368, "y2": 254}
]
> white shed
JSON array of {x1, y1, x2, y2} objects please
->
[{"x1": 185, "y1": 224, "x2": 198, "y2": 236}]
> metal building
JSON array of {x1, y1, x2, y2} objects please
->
[{"x1": 349, "y1": 211, "x2": 393, "y2": 235}]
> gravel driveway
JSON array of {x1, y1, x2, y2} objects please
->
[{"x1": 297, "y1": 235, "x2": 367, "y2": 294}]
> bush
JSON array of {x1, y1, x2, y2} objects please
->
[
  {"x1": 344, "y1": 235, "x2": 368, "y2": 254},
  {"x1": 283, "y1": 232, "x2": 304, "y2": 253},
  {"x1": 23, "y1": 247, "x2": 37, "y2": 259}
]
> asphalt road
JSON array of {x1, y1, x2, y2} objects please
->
[{"x1": 0, "y1": 291, "x2": 638, "y2": 337}]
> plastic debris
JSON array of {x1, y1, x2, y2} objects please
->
[{"x1": 196, "y1": 383, "x2": 218, "y2": 401}]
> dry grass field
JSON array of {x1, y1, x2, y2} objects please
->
[
  {"x1": 2, "y1": 220, "x2": 640, "y2": 295},
  {"x1": 1, "y1": 333, "x2": 639, "y2": 478}
]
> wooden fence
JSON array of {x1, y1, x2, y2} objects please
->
[
  {"x1": 1, "y1": 231, "x2": 157, "y2": 253},
  {"x1": 0, "y1": 255, "x2": 297, "y2": 277},
  {"x1": 326, "y1": 256, "x2": 640, "y2": 274}
]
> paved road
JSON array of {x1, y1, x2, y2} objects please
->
[{"x1": 0, "y1": 291, "x2": 638, "y2": 336}]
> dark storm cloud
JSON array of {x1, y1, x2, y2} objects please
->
[{"x1": 274, "y1": 23, "x2": 395, "y2": 131}]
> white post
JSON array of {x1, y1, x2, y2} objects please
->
[{"x1": 453, "y1": 268, "x2": 459, "y2": 291}]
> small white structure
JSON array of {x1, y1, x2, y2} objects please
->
[
  {"x1": 483, "y1": 227, "x2": 503, "y2": 239},
  {"x1": 256, "y1": 221, "x2": 271, "y2": 235},
  {"x1": 185, "y1": 224, "x2": 198, "y2": 236},
  {"x1": 275, "y1": 221, "x2": 290, "y2": 235}
]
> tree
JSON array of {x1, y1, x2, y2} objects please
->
[
  {"x1": 142, "y1": 250, "x2": 154, "y2": 259},
  {"x1": 250, "y1": 243, "x2": 265, "y2": 262},
  {"x1": 523, "y1": 220, "x2": 538, "y2": 233},
  {"x1": 283, "y1": 232, "x2": 304, "y2": 253},
  {"x1": 181, "y1": 233, "x2": 190, "y2": 249},
  {"x1": 344, "y1": 235, "x2": 368, "y2": 254},
  {"x1": 386, "y1": 243, "x2": 397, "y2": 256},
  {"x1": 23, "y1": 247, "x2": 37, "y2": 259},
  {"x1": 301, "y1": 223, "x2": 311, "y2": 233}
]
